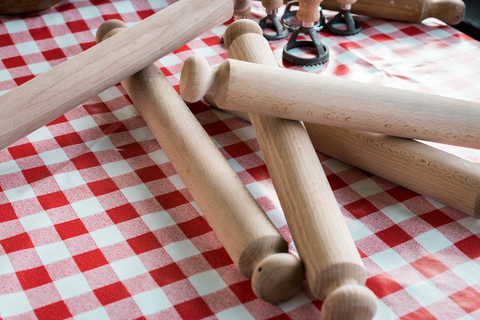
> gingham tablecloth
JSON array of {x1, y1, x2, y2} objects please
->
[{"x1": 1, "y1": 1, "x2": 480, "y2": 319}]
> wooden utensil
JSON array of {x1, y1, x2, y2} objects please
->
[
  {"x1": 0, "y1": 0, "x2": 62, "y2": 15},
  {"x1": 97, "y1": 20, "x2": 303, "y2": 304},
  {"x1": 320, "y1": 0, "x2": 465, "y2": 25},
  {"x1": 0, "y1": 0, "x2": 239, "y2": 151},
  {"x1": 179, "y1": 56, "x2": 480, "y2": 149},
  {"x1": 228, "y1": 103, "x2": 480, "y2": 218},
  {"x1": 188, "y1": 19, "x2": 378, "y2": 320}
]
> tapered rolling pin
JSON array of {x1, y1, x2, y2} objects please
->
[
  {"x1": 97, "y1": 20, "x2": 303, "y2": 303},
  {"x1": 178, "y1": 56, "x2": 480, "y2": 149},
  {"x1": 0, "y1": 0, "x2": 244, "y2": 152},
  {"x1": 319, "y1": 0, "x2": 465, "y2": 25},
  {"x1": 185, "y1": 19, "x2": 377, "y2": 320}
]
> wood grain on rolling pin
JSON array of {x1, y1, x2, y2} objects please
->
[
  {"x1": 0, "y1": 0, "x2": 234, "y2": 151},
  {"x1": 180, "y1": 57, "x2": 480, "y2": 149},
  {"x1": 320, "y1": 0, "x2": 465, "y2": 25},
  {"x1": 97, "y1": 20, "x2": 303, "y2": 304},
  {"x1": 190, "y1": 19, "x2": 378, "y2": 320}
]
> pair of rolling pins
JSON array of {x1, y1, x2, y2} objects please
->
[
  {"x1": 179, "y1": 47, "x2": 480, "y2": 149},
  {"x1": 0, "y1": 0, "x2": 248, "y2": 151},
  {"x1": 280, "y1": 0, "x2": 465, "y2": 25},
  {"x1": 94, "y1": 20, "x2": 303, "y2": 304},
  {"x1": 183, "y1": 20, "x2": 378, "y2": 320}
]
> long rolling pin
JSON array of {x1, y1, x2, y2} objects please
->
[
  {"x1": 178, "y1": 56, "x2": 480, "y2": 149},
  {"x1": 97, "y1": 20, "x2": 303, "y2": 303},
  {"x1": 228, "y1": 104, "x2": 480, "y2": 218},
  {"x1": 319, "y1": 0, "x2": 465, "y2": 25},
  {"x1": 0, "y1": 0, "x2": 244, "y2": 152},
  {"x1": 188, "y1": 19, "x2": 378, "y2": 320}
]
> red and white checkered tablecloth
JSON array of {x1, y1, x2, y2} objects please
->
[{"x1": 1, "y1": 0, "x2": 480, "y2": 319}]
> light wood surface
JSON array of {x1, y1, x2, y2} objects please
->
[
  {"x1": 97, "y1": 20, "x2": 303, "y2": 304},
  {"x1": 0, "y1": 0, "x2": 235, "y2": 151},
  {"x1": 320, "y1": 0, "x2": 465, "y2": 25},
  {"x1": 191, "y1": 19, "x2": 377, "y2": 320},
  {"x1": 297, "y1": 0, "x2": 323, "y2": 23},
  {"x1": 180, "y1": 56, "x2": 480, "y2": 149},
  {"x1": 262, "y1": 0, "x2": 284, "y2": 10},
  {"x1": 229, "y1": 105, "x2": 480, "y2": 218}
]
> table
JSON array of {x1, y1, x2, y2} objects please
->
[{"x1": 1, "y1": 1, "x2": 480, "y2": 319}]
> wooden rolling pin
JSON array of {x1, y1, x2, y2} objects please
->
[
  {"x1": 320, "y1": 0, "x2": 465, "y2": 25},
  {"x1": 0, "y1": 0, "x2": 243, "y2": 152},
  {"x1": 195, "y1": 19, "x2": 378, "y2": 320},
  {"x1": 97, "y1": 20, "x2": 303, "y2": 303},
  {"x1": 228, "y1": 104, "x2": 480, "y2": 218},
  {"x1": 179, "y1": 56, "x2": 480, "y2": 149}
]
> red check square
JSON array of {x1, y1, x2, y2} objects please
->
[
  {"x1": 0, "y1": 203, "x2": 16, "y2": 222},
  {"x1": 150, "y1": 263, "x2": 186, "y2": 287},
  {"x1": 387, "y1": 186, "x2": 419, "y2": 202},
  {"x1": 55, "y1": 132, "x2": 84, "y2": 147},
  {"x1": 42, "y1": 48, "x2": 66, "y2": 61},
  {"x1": 175, "y1": 297, "x2": 214, "y2": 320},
  {"x1": 229, "y1": 280, "x2": 257, "y2": 304},
  {"x1": 127, "y1": 232, "x2": 162, "y2": 255},
  {"x1": 107, "y1": 203, "x2": 139, "y2": 224},
  {"x1": 136, "y1": 165, "x2": 166, "y2": 183},
  {"x1": 73, "y1": 249, "x2": 109, "y2": 272},
  {"x1": 366, "y1": 272, "x2": 403, "y2": 299},
  {"x1": 420, "y1": 210, "x2": 454, "y2": 228},
  {"x1": 55, "y1": 219, "x2": 88, "y2": 240},
  {"x1": 0, "y1": 33, "x2": 14, "y2": 46},
  {"x1": 3, "y1": 56, "x2": 26, "y2": 69},
  {"x1": 118, "y1": 142, "x2": 146, "y2": 159},
  {"x1": 343, "y1": 198, "x2": 378, "y2": 219},
  {"x1": 67, "y1": 20, "x2": 90, "y2": 33},
  {"x1": 22, "y1": 166, "x2": 51, "y2": 184},
  {"x1": 16, "y1": 266, "x2": 52, "y2": 290},
  {"x1": 246, "y1": 165, "x2": 270, "y2": 181},
  {"x1": 88, "y1": 178, "x2": 118, "y2": 196},
  {"x1": 8, "y1": 142, "x2": 37, "y2": 159},
  {"x1": 72, "y1": 152, "x2": 101, "y2": 170},
  {"x1": 455, "y1": 235, "x2": 480, "y2": 260},
  {"x1": 177, "y1": 217, "x2": 212, "y2": 239},
  {"x1": 223, "y1": 142, "x2": 253, "y2": 158},
  {"x1": 37, "y1": 191, "x2": 69, "y2": 210},
  {"x1": 29, "y1": 26, "x2": 53, "y2": 41},
  {"x1": 376, "y1": 225, "x2": 412, "y2": 248},
  {"x1": 94, "y1": 282, "x2": 130, "y2": 306},
  {"x1": 156, "y1": 191, "x2": 188, "y2": 210},
  {"x1": 34, "y1": 301, "x2": 72, "y2": 320},
  {"x1": 202, "y1": 121, "x2": 231, "y2": 136},
  {"x1": 1, "y1": 232, "x2": 34, "y2": 253},
  {"x1": 400, "y1": 308, "x2": 436, "y2": 320},
  {"x1": 410, "y1": 255, "x2": 449, "y2": 278},
  {"x1": 450, "y1": 287, "x2": 480, "y2": 313},
  {"x1": 202, "y1": 248, "x2": 232, "y2": 269},
  {"x1": 326, "y1": 174, "x2": 348, "y2": 191}
]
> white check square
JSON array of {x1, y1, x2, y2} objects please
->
[
  {"x1": 74, "y1": 307, "x2": 109, "y2": 320},
  {"x1": 102, "y1": 160, "x2": 133, "y2": 177},
  {"x1": 39, "y1": 148, "x2": 69, "y2": 165},
  {"x1": 121, "y1": 184, "x2": 154, "y2": 202},
  {"x1": 19, "y1": 211, "x2": 52, "y2": 232},
  {"x1": 189, "y1": 270, "x2": 227, "y2": 296},
  {"x1": 4, "y1": 184, "x2": 36, "y2": 202},
  {"x1": 382, "y1": 203, "x2": 416, "y2": 224},
  {"x1": 0, "y1": 254, "x2": 15, "y2": 276},
  {"x1": 90, "y1": 225, "x2": 125, "y2": 248},
  {"x1": 71, "y1": 198, "x2": 104, "y2": 218},
  {"x1": 350, "y1": 179, "x2": 384, "y2": 198},
  {"x1": 54, "y1": 273, "x2": 91, "y2": 300},
  {"x1": 36, "y1": 241, "x2": 71, "y2": 265},
  {"x1": 0, "y1": 160, "x2": 21, "y2": 175},
  {"x1": 55, "y1": 34, "x2": 78, "y2": 48},
  {"x1": 69, "y1": 116, "x2": 98, "y2": 132},
  {"x1": 16, "y1": 41, "x2": 40, "y2": 55},
  {"x1": 405, "y1": 279, "x2": 447, "y2": 307},
  {"x1": 347, "y1": 220, "x2": 373, "y2": 241},
  {"x1": 133, "y1": 288, "x2": 172, "y2": 315},
  {"x1": 141, "y1": 211, "x2": 176, "y2": 231},
  {"x1": 216, "y1": 305, "x2": 254, "y2": 320},
  {"x1": 27, "y1": 126, "x2": 54, "y2": 142},
  {"x1": 54, "y1": 171, "x2": 86, "y2": 190},
  {"x1": 164, "y1": 240, "x2": 200, "y2": 262},
  {"x1": 0, "y1": 291, "x2": 32, "y2": 317},
  {"x1": 452, "y1": 261, "x2": 480, "y2": 286},
  {"x1": 111, "y1": 256, "x2": 148, "y2": 281},
  {"x1": 369, "y1": 248, "x2": 408, "y2": 272},
  {"x1": 414, "y1": 229, "x2": 452, "y2": 254}
]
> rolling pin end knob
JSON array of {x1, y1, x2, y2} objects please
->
[
  {"x1": 180, "y1": 55, "x2": 215, "y2": 103},
  {"x1": 96, "y1": 19, "x2": 128, "y2": 43},
  {"x1": 224, "y1": 19, "x2": 263, "y2": 49},
  {"x1": 322, "y1": 284, "x2": 377, "y2": 320},
  {"x1": 251, "y1": 253, "x2": 304, "y2": 303}
]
